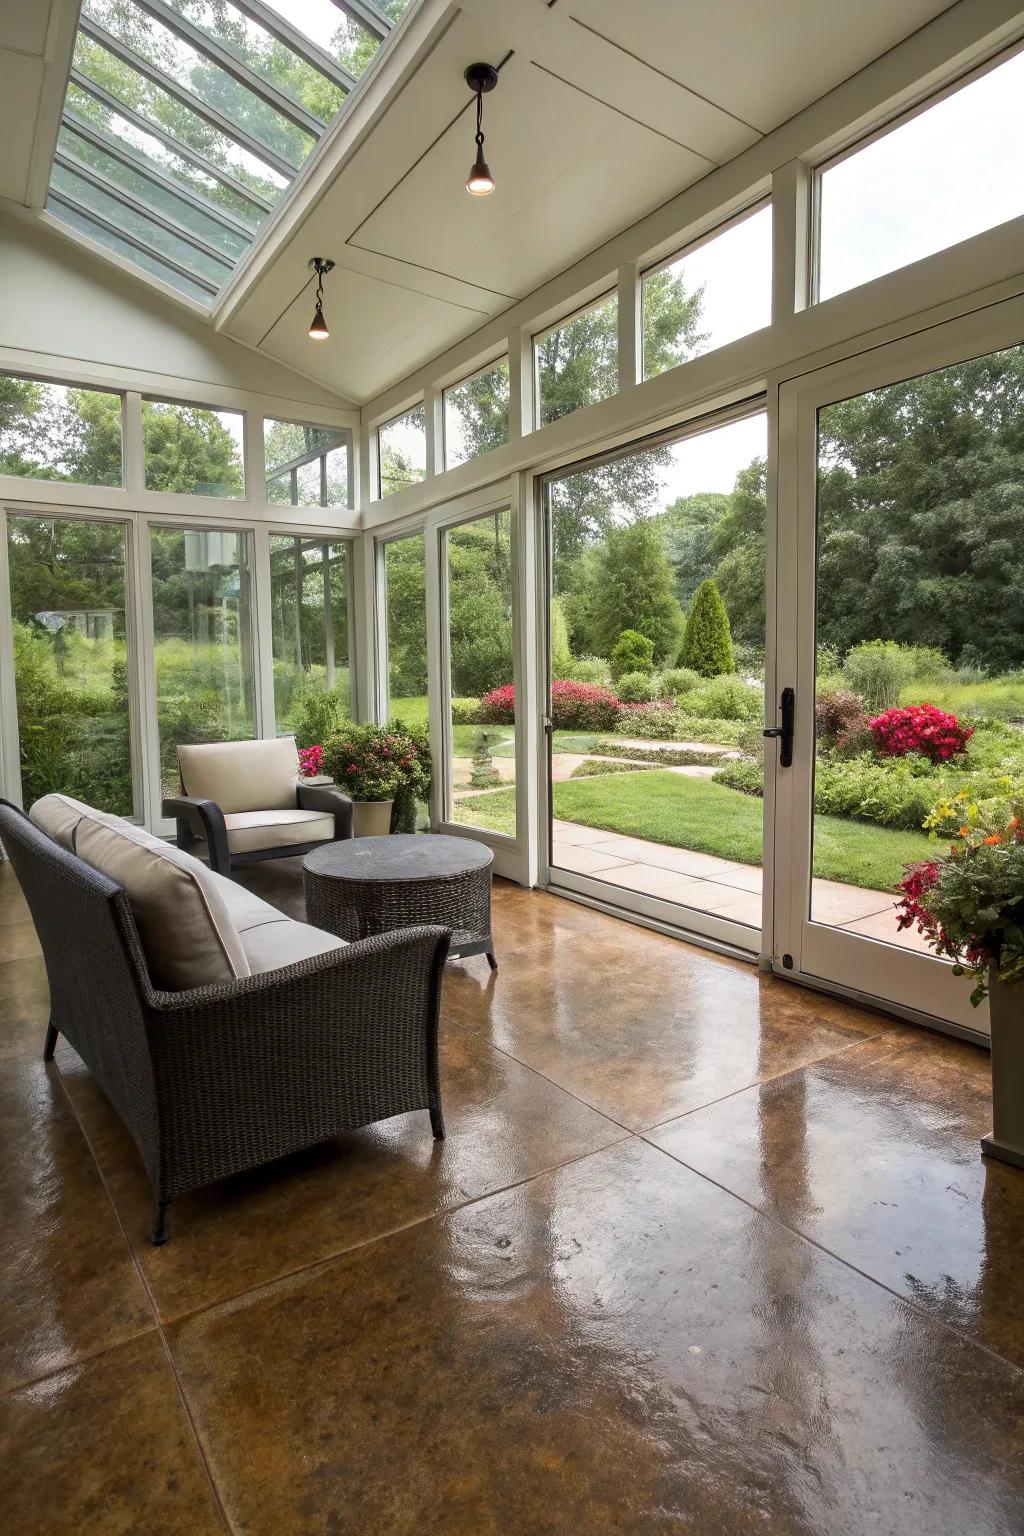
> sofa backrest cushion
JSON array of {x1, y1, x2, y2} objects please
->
[
  {"x1": 29, "y1": 793, "x2": 126, "y2": 851},
  {"x1": 177, "y1": 736, "x2": 299, "y2": 814},
  {"x1": 73, "y1": 813, "x2": 251, "y2": 990}
]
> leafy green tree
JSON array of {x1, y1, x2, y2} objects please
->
[
  {"x1": 141, "y1": 402, "x2": 243, "y2": 496},
  {"x1": 679, "y1": 578, "x2": 735, "y2": 676},
  {"x1": 577, "y1": 522, "x2": 685, "y2": 663}
]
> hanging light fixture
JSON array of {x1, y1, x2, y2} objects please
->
[
  {"x1": 464, "y1": 63, "x2": 498, "y2": 196},
  {"x1": 308, "y1": 257, "x2": 335, "y2": 340}
]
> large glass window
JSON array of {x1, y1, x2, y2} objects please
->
[
  {"x1": 381, "y1": 532, "x2": 428, "y2": 731},
  {"x1": 443, "y1": 360, "x2": 510, "y2": 469},
  {"x1": 817, "y1": 48, "x2": 1024, "y2": 301},
  {"x1": 377, "y1": 406, "x2": 427, "y2": 497},
  {"x1": 150, "y1": 525, "x2": 255, "y2": 794},
  {"x1": 269, "y1": 536, "x2": 349, "y2": 736},
  {"x1": 264, "y1": 420, "x2": 350, "y2": 507},
  {"x1": 642, "y1": 204, "x2": 772, "y2": 380},
  {"x1": 445, "y1": 510, "x2": 516, "y2": 837},
  {"x1": 535, "y1": 295, "x2": 618, "y2": 428},
  {"x1": 542, "y1": 414, "x2": 768, "y2": 932},
  {"x1": 142, "y1": 399, "x2": 244, "y2": 497},
  {"x1": 6, "y1": 515, "x2": 134, "y2": 815},
  {"x1": 0, "y1": 376, "x2": 123, "y2": 487}
]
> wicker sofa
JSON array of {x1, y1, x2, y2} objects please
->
[{"x1": 0, "y1": 794, "x2": 450, "y2": 1245}]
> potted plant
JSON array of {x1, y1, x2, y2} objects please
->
[
  {"x1": 321, "y1": 721, "x2": 431, "y2": 838},
  {"x1": 896, "y1": 789, "x2": 1024, "y2": 1168}
]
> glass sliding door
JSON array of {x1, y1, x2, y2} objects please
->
[
  {"x1": 269, "y1": 536, "x2": 349, "y2": 734},
  {"x1": 774, "y1": 308, "x2": 1024, "y2": 1036},
  {"x1": 542, "y1": 410, "x2": 767, "y2": 944},
  {"x1": 442, "y1": 509, "x2": 516, "y2": 836},
  {"x1": 150, "y1": 525, "x2": 255, "y2": 795},
  {"x1": 5, "y1": 514, "x2": 136, "y2": 815}
]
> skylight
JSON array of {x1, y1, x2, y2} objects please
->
[{"x1": 48, "y1": 0, "x2": 413, "y2": 307}]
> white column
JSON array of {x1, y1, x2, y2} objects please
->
[
  {"x1": 251, "y1": 526, "x2": 276, "y2": 739},
  {"x1": 0, "y1": 511, "x2": 22, "y2": 808},
  {"x1": 423, "y1": 384, "x2": 443, "y2": 479},
  {"x1": 512, "y1": 470, "x2": 540, "y2": 888},
  {"x1": 507, "y1": 325, "x2": 534, "y2": 442},
  {"x1": 351, "y1": 529, "x2": 379, "y2": 724},
  {"x1": 424, "y1": 517, "x2": 445, "y2": 829},
  {"x1": 617, "y1": 260, "x2": 641, "y2": 390},
  {"x1": 771, "y1": 159, "x2": 812, "y2": 323}
]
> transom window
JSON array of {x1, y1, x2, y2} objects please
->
[
  {"x1": 535, "y1": 295, "x2": 618, "y2": 428},
  {"x1": 817, "y1": 46, "x2": 1024, "y2": 301},
  {"x1": 49, "y1": 0, "x2": 415, "y2": 305}
]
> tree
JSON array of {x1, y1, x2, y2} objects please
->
[
  {"x1": 679, "y1": 579, "x2": 735, "y2": 676},
  {"x1": 576, "y1": 521, "x2": 685, "y2": 663}
]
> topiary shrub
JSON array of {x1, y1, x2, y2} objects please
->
[
  {"x1": 660, "y1": 666, "x2": 700, "y2": 698},
  {"x1": 610, "y1": 629, "x2": 655, "y2": 680},
  {"x1": 842, "y1": 641, "x2": 915, "y2": 711},
  {"x1": 679, "y1": 579, "x2": 735, "y2": 677},
  {"x1": 815, "y1": 688, "x2": 870, "y2": 755},
  {"x1": 615, "y1": 670, "x2": 660, "y2": 703}
]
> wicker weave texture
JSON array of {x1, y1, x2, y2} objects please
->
[{"x1": 0, "y1": 801, "x2": 451, "y2": 1214}]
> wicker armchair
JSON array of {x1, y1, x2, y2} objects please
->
[{"x1": 0, "y1": 800, "x2": 450, "y2": 1245}]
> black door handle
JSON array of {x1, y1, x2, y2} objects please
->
[{"x1": 763, "y1": 686, "x2": 795, "y2": 767}]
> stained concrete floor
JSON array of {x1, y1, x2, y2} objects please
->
[{"x1": 2, "y1": 856, "x2": 1024, "y2": 1534}]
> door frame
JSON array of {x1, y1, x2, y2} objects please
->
[{"x1": 772, "y1": 292, "x2": 1024, "y2": 1042}]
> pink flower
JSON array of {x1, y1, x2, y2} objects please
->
[{"x1": 869, "y1": 704, "x2": 972, "y2": 764}]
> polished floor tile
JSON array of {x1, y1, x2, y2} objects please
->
[
  {"x1": 0, "y1": 1058, "x2": 154, "y2": 1392},
  {"x1": 0, "y1": 1332, "x2": 225, "y2": 1536},
  {"x1": 445, "y1": 915, "x2": 899, "y2": 1130},
  {"x1": 56, "y1": 1017, "x2": 622, "y2": 1321},
  {"x1": 0, "y1": 954, "x2": 51, "y2": 1065},
  {"x1": 168, "y1": 1138, "x2": 1024, "y2": 1536},
  {"x1": 650, "y1": 1028, "x2": 1024, "y2": 1365}
]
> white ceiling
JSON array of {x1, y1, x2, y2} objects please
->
[
  {"x1": 1, "y1": 0, "x2": 958, "y2": 404},
  {"x1": 0, "y1": 0, "x2": 76, "y2": 205}
]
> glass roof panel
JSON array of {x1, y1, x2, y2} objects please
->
[{"x1": 48, "y1": 0, "x2": 413, "y2": 307}]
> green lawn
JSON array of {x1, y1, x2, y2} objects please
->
[{"x1": 454, "y1": 769, "x2": 934, "y2": 892}]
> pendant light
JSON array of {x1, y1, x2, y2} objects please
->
[
  {"x1": 308, "y1": 257, "x2": 334, "y2": 340},
  {"x1": 464, "y1": 63, "x2": 498, "y2": 196}
]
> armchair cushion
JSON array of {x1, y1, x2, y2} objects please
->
[
  {"x1": 223, "y1": 808, "x2": 335, "y2": 854},
  {"x1": 73, "y1": 813, "x2": 251, "y2": 989},
  {"x1": 29, "y1": 793, "x2": 127, "y2": 850},
  {"x1": 177, "y1": 736, "x2": 299, "y2": 815}
]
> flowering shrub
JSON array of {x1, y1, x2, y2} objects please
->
[
  {"x1": 479, "y1": 680, "x2": 621, "y2": 732},
  {"x1": 321, "y1": 721, "x2": 431, "y2": 805},
  {"x1": 896, "y1": 791, "x2": 1024, "y2": 1003},
  {"x1": 297, "y1": 743, "x2": 324, "y2": 778},
  {"x1": 478, "y1": 683, "x2": 516, "y2": 725},
  {"x1": 869, "y1": 703, "x2": 973, "y2": 764}
]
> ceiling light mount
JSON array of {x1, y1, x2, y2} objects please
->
[
  {"x1": 465, "y1": 63, "x2": 498, "y2": 197},
  {"x1": 308, "y1": 256, "x2": 334, "y2": 340}
]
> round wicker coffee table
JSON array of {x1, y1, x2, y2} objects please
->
[{"x1": 303, "y1": 834, "x2": 497, "y2": 969}]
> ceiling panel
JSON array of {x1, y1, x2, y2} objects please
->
[
  {"x1": 352, "y1": 54, "x2": 709, "y2": 292},
  {"x1": 568, "y1": 0, "x2": 953, "y2": 131},
  {"x1": 258, "y1": 266, "x2": 490, "y2": 402},
  {"x1": 2, "y1": 0, "x2": 55, "y2": 57},
  {"x1": 0, "y1": 54, "x2": 46, "y2": 202}
]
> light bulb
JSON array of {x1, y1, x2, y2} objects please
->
[
  {"x1": 308, "y1": 303, "x2": 329, "y2": 340},
  {"x1": 466, "y1": 156, "x2": 495, "y2": 196}
]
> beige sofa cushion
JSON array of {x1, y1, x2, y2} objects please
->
[
  {"x1": 223, "y1": 808, "x2": 335, "y2": 855},
  {"x1": 29, "y1": 793, "x2": 126, "y2": 851},
  {"x1": 73, "y1": 814, "x2": 251, "y2": 989},
  {"x1": 177, "y1": 736, "x2": 299, "y2": 814},
  {"x1": 197, "y1": 867, "x2": 345, "y2": 973}
]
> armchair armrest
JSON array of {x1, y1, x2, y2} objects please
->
[
  {"x1": 162, "y1": 794, "x2": 230, "y2": 876},
  {"x1": 297, "y1": 782, "x2": 353, "y2": 840}
]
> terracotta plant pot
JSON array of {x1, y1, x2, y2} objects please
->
[
  {"x1": 351, "y1": 799, "x2": 393, "y2": 838},
  {"x1": 981, "y1": 973, "x2": 1024, "y2": 1170}
]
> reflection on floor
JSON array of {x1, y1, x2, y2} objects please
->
[{"x1": 2, "y1": 857, "x2": 1023, "y2": 1533}]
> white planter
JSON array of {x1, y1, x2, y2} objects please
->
[
  {"x1": 981, "y1": 973, "x2": 1024, "y2": 1170},
  {"x1": 351, "y1": 799, "x2": 393, "y2": 838}
]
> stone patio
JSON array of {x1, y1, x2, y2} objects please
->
[{"x1": 552, "y1": 817, "x2": 931, "y2": 951}]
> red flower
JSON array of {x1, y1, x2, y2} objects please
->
[{"x1": 869, "y1": 704, "x2": 972, "y2": 764}]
